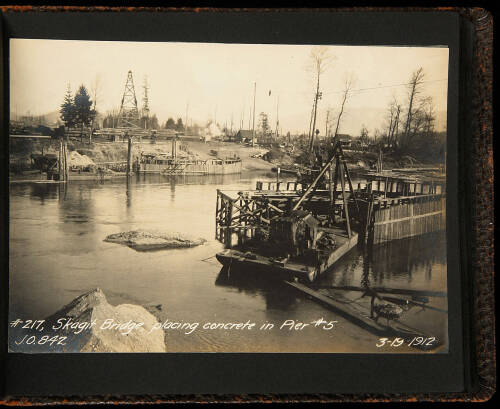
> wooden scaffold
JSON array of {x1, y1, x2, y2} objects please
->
[{"x1": 215, "y1": 141, "x2": 359, "y2": 247}]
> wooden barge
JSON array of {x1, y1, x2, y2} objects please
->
[
  {"x1": 215, "y1": 141, "x2": 446, "y2": 281},
  {"x1": 137, "y1": 156, "x2": 242, "y2": 175},
  {"x1": 216, "y1": 226, "x2": 358, "y2": 282},
  {"x1": 136, "y1": 136, "x2": 242, "y2": 175}
]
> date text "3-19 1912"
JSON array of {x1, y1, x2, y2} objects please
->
[{"x1": 376, "y1": 337, "x2": 436, "y2": 348}]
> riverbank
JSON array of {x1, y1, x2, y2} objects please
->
[
  {"x1": 10, "y1": 137, "x2": 444, "y2": 182},
  {"x1": 9, "y1": 137, "x2": 274, "y2": 179}
]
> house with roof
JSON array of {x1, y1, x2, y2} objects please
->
[
  {"x1": 234, "y1": 130, "x2": 255, "y2": 144},
  {"x1": 336, "y1": 133, "x2": 352, "y2": 147}
]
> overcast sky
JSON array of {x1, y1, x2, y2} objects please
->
[{"x1": 10, "y1": 39, "x2": 449, "y2": 135}]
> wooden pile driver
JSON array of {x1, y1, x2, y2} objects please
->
[
  {"x1": 215, "y1": 141, "x2": 363, "y2": 282},
  {"x1": 215, "y1": 140, "x2": 363, "y2": 248},
  {"x1": 292, "y1": 140, "x2": 361, "y2": 238}
]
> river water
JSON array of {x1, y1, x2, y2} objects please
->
[{"x1": 9, "y1": 172, "x2": 448, "y2": 353}]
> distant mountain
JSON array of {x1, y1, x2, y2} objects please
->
[
  {"x1": 43, "y1": 110, "x2": 61, "y2": 124},
  {"x1": 10, "y1": 109, "x2": 61, "y2": 125}
]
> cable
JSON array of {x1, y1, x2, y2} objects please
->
[{"x1": 322, "y1": 78, "x2": 448, "y2": 96}]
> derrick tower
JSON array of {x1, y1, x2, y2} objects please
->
[{"x1": 117, "y1": 70, "x2": 140, "y2": 128}]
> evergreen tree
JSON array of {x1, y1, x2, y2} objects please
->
[
  {"x1": 176, "y1": 118, "x2": 184, "y2": 132},
  {"x1": 150, "y1": 114, "x2": 159, "y2": 129},
  {"x1": 74, "y1": 85, "x2": 94, "y2": 132},
  {"x1": 165, "y1": 117, "x2": 176, "y2": 129},
  {"x1": 60, "y1": 84, "x2": 76, "y2": 128}
]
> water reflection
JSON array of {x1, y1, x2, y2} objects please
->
[
  {"x1": 215, "y1": 266, "x2": 298, "y2": 311},
  {"x1": 319, "y1": 232, "x2": 447, "y2": 292},
  {"x1": 370, "y1": 232, "x2": 446, "y2": 287},
  {"x1": 135, "y1": 172, "x2": 250, "y2": 187},
  {"x1": 58, "y1": 184, "x2": 94, "y2": 225},
  {"x1": 28, "y1": 183, "x2": 59, "y2": 202},
  {"x1": 126, "y1": 176, "x2": 132, "y2": 208}
]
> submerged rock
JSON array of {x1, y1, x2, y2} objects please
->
[
  {"x1": 104, "y1": 229, "x2": 206, "y2": 251},
  {"x1": 10, "y1": 288, "x2": 166, "y2": 353}
]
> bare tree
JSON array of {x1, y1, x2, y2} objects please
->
[
  {"x1": 89, "y1": 75, "x2": 102, "y2": 143},
  {"x1": 324, "y1": 107, "x2": 334, "y2": 138},
  {"x1": 402, "y1": 67, "x2": 425, "y2": 149},
  {"x1": 306, "y1": 46, "x2": 334, "y2": 152},
  {"x1": 422, "y1": 97, "x2": 436, "y2": 138},
  {"x1": 409, "y1": 96, "x2": 433, "y2": 138},
  {"x1": 333, "y1": 73, "x2": 356, "y2": 140},
  {"x1": 386, "y1": 96, "x2": 401, "y2": 148},
  {"x1": 359, "y1": 124, "x2": 369, "y2": 145},
  {"x1": 392, "y1": 103, "x2": 402, "y2": 148},
  {"x1": 385, "y1": 104, "x2": 394, "y2": 144}
]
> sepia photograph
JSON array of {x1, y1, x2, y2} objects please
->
[{"x1": 8, "y1": 39, "x2": 449, "y2": 354}]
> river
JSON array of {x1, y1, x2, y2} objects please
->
[{"x1": 9, "y1": 172, "x2": 448, "y2": 353}]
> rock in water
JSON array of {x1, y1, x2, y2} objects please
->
[
  {"x1": 10, "y1": 288, "x2": 166, "y2": 353},
  {"x1": 104, "y1": 229, "x2": 206, "y2": 251}
]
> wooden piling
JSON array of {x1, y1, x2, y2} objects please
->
[
  {"x1": 58, "y1": 139, "x2": 62, "y2": 181},
  {"x1": 126, "y1": 134, "x2": 132, "y2": 176},
  {"x1": 339, "y1": 162, "x2": 351, "y2": 238},
  {"x1": 372, "y1": 195, "x2": 445, "y2": 244},
  {"x1": 64, "y1": 140, "x2": 69, "y2": 181},
  {"x1": 59, "y1": 138, "x2": 69, "y2": 182}
]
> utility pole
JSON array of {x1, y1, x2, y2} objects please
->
[
  {"x1": 275, "y1": 96, "x2": 279, "y2": 139},
  {"x1": 142, "y1": 76, "x2": 150, "y2": 130},
  {"x1": 252, "y1": 82, "x2": 256, "y2": 147},
  {"x1": 308, "y1": 86, "x2": 322, "y2": 152},
  {"x1": 185, "y1": 102, "x2": 189, "y2": 134},
  {"x1": 325, "y1": 109, "x2": 330, "y2": 139}
]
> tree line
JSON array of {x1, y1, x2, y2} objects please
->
[
  {"x1": 101, "y1": 111, "x2": 160, "y2": 130},
  {"x1": 302, "y1": 46, "x2": 445, "y2": 163},
  {"x1": 100, "y1": 113, "x2": 186, "y2": 132},
  {"x1": 358, "y1": 67, "x2": 445, "y2": 163}
]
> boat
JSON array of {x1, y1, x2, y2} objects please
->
[
  {"x1": 136, "y1": 135, "x2": 242, "y2": 175},
  {"x1": 216, "y1": 219, "x2": 358, "y2": 282},
  {"x1": 215, "y1": 140, "x2": 360, "y2": 282},
  {"x1": 136, "y1": 154, "x2": 242, "y2": 175}
]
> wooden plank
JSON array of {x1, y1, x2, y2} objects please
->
[
  {"x1": 285, "y1": 281, "x2": 431, "y2": 339},
  {"x1": 285, "y1": 281, "x2": 388, "y2": 334},
  {"x1": 373, "y1": 210, "x2": 444, "y2": 225},
  {"x1": 312, "y1": 285, "x2": 447, "y2": 297}
]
